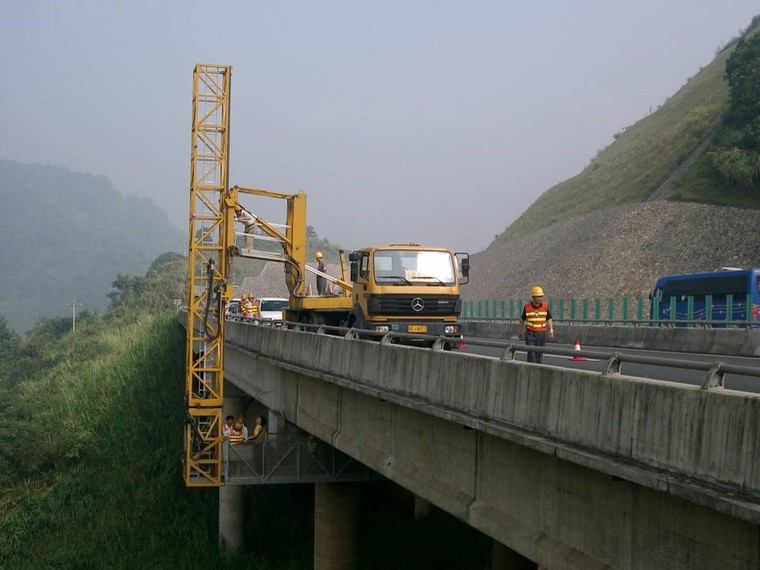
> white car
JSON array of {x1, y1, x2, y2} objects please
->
[
  {"x1": 225, "y1": 298, "x2": 242, "y2": 319},
  {"x1": 257, "y1": 297, "x2": 289, "y2": 323}
]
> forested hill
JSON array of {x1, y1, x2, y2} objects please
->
[{"x1": 0, "y1": 160, "x2": 184, "y2": 333}]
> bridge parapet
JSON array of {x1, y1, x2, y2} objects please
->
[{"x1": 225, "y1": 321, "x2": 760, "y2": 525}]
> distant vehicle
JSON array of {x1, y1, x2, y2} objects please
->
[
  {"x1": 225, "y1": 298, "x2": 242, "y2": 318},
  {"x1": 649, "y1": 268, "x2": 760, "y2": 327},
  {"x1": 257, "y1": 297, "x2": 289, "y2": 323}
]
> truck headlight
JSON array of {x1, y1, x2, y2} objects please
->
[
  {"x1": 444, "y1": 325, "x2": 460, "y2": 334},
  {"x1": 373, "y1": 325, "x2": 390, "y2": 333}
]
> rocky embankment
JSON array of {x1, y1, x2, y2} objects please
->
[
  {"x1": 465, "y1": 201, "x2": 760, "y2": 302},
  {"x1": 240, "y1": 201, "x2": 760, "y2": 304}
]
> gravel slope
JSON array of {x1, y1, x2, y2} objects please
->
[
  {"x1": 464, "y1": 201, "x2": 760, "y2": 302},
  {"x1": 239, "y1": 201, "x2": 760, "y2": 305}
]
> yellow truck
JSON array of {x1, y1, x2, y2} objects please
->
[{"x1": 226, "y1": 185, "x2": 470, "y2": 346}]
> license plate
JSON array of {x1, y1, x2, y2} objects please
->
[{"x1": 408, "y1": 325, "x2": 427, "y2": 333}]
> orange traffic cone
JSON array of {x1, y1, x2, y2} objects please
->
[{"x1": 571, "y1": 338, "x2": 586, "y2": 361}]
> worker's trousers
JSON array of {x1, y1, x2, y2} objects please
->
[{"x1": 524, "y1": 330, "x2": 547, "y2": 364}]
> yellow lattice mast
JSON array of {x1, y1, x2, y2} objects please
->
[{"x1": 183, "y1": 64, "x2": 233, "y2": 487}]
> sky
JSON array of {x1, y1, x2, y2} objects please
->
[{"x1": 1, "y1": 1, "x2": 758, "y2": 254}]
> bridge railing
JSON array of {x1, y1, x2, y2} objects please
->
[
  {"x1": 230, "y1": 320, "x2": 760, "y2": 392},
  {"x1": 222, "y1": 435, "x2": 380, "y2": 485}
]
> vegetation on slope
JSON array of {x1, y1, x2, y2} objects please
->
[
  {"x1": 493, "y1": 15, "x2": 760, "y2": 246},
  {"x1": 0, "y1": 155, "x2": 349, "y2": 333},
  {"x1": 0, "y1": 254, "x2": 491, "y2": 569},
  {"x1": 0, "y1": 160, "x2": 184, "y2": 333},
  {"x1": 0, "y1": 312, "x2": 220, "y2": 568}
]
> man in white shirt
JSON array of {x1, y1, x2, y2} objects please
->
[{"x1": 235, "y1": 204, "x2": 257, "y2": 249}]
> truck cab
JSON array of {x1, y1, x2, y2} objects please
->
[{"x1": 348, "y1": 244, "x2": 469, "y2": 343}]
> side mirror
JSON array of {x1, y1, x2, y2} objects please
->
[
  {"x1": 456, "y1": 252, "x2": 470, "y2": 284},
  {"x1": 461, "y1": 256, "x2": 470, "y2": 277},
  {"x1": 350, "y1": 261, "x2": 358, "y2": 282}
]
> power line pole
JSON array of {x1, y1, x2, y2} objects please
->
[{"x1": 66, "y1": 300, "x2": 81, "y2": 332}]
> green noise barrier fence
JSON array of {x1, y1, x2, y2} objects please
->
[{"x1": 461, "y1": 295, "x2": 758, "y2": 328}]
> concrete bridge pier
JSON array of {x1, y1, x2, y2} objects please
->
[
  {"x1": 414, "y1": 496, "x2": 431, "y2": 519},
  {"x1": 492, "y1": 540, "x2": 537, "y2": 569},
  {"x1": 315, "y1": 482, "x2": 360, "y2": 570},
  {"x1": 219, "y1": 485, "x2": 244, "y2": 555},
  {"x1": 219, "y1": 395, "x2": 247, "y2": 556}
]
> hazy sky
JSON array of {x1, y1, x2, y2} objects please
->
[{"x1": 1, "y1": 2, "x2": 758, "y2": 253}]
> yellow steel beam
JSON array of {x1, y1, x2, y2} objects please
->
[{"x1": 184, "y1": 63, "x2": 232, "y2": 487}]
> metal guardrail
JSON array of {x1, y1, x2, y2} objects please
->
[
  {"x1": 485, "y1": 341, "x2": 760, "y2": 390},
  {"x1": 462, "y1": 316, "x2": 759, "y2": 330},
  {"x1": 226, "y1": 318, "x2": 760, "y2": 390}
]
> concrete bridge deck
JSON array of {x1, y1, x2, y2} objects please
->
[{"x1": 220, "y1": 321, "x2": 760, "y2": 569}]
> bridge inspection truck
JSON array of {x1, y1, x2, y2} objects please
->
[
  {"x1": 183, "y1": 63, "x2": 468, "y2": 486},
  {"x1": 226, "y1": 185, "x2": 470, "y2": 344}
]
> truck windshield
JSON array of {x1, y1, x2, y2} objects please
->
[{"x1": 373, "y1": 250, "x2": 456, "y2": 285}]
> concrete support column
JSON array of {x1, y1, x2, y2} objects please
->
[
  {"x1": 224, "y1": 395, "x2": 246, "y2": 423},
  {"x1": 414, "y1": 496, "x2": 431, "y2": 519},
  {"x1": 267, "y1": 409, "x2": 282, "y2": 435},
  {"x1": 492, "y1": 539, "x2": 536, "y2": 570},
  {"x1": 219, "y1": 395, "x2": 246, "y2": 557},
  {"x1": 219, "y1": 484, "x2": 245, "y2": 555},
  {"x1": 314, "y1": 482, "x2": 360, "y2": 570}
]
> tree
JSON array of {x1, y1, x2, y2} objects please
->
[
  {"x1": 710, "y1": 32, "x2": 760, "y2": 190},
  {"x1": 108, "y1": 251, "x2": 186, "y2": 317},
  {"x1": 0, "y1": 316, "x2": 22, "y2": 385}
]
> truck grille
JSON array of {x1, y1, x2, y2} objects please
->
[{"x1": 367, "y1": 295, "x2": 460, "y2": 316}]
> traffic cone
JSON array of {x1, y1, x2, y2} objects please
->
[{"x1": 571, "y1": 338, "x2": 586, "y2": 361}]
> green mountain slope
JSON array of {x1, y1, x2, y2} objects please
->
[
  {"x1": 493, "y1": 17, "x2": 760, "y2": 247},
  {"x1": 0, "y1": 160, "x2": 184, "y2": 333}
]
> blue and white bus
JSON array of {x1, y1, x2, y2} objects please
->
[{"x1": 649, "y1": 268, "x2": 760, "y2": 327}]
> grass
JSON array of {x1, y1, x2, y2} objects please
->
[
  {"x1": 491, "y1": 33, "x2": 751, "y2": 246},
  {"x1": 0, "y1": 313, "x2": 221, "y2": 569},
  {"x1": 0, "y1": 312, "x2": 493, "y2": 569}
]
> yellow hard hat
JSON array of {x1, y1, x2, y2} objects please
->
[
  {"x1": 530, "y1": 286, "x2": 544, "y2": 297},
  {"x1": 315, "y1": 251, "x2": 323, "y2": 259}
]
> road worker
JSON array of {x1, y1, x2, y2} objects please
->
[
  {"x1": 247, "y1": 415, "x2": 268, "y2": 443},
  {"x1": 222, "y1": 415, "x2": 235, "y2": 439},
  {"x1": 235, "y1": 204, "x2": 257, "y2": 249},
  {"x1": 517, "y1": 286, "x2": 554, "y2": 364},
  {"x1": 228, "y1": 417, "x2": 247, "y2": 445},
  {"x1": 241, "y1": 295, "x2": 258, "y2": 319},
  {"x1": 315, "y1": 251, "x2": 327, "y2": 295}
]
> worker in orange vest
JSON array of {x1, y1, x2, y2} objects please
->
[{"x1": 517, "y1": 286, "x2": 554, "y2": 364}]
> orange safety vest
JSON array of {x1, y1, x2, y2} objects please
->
[
  {"x1": 523, "y1": 301, "x2": 550, "y2": 332},
  {"x1": 228, "y1": 429, "x2": 244, "y2": 445}
]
